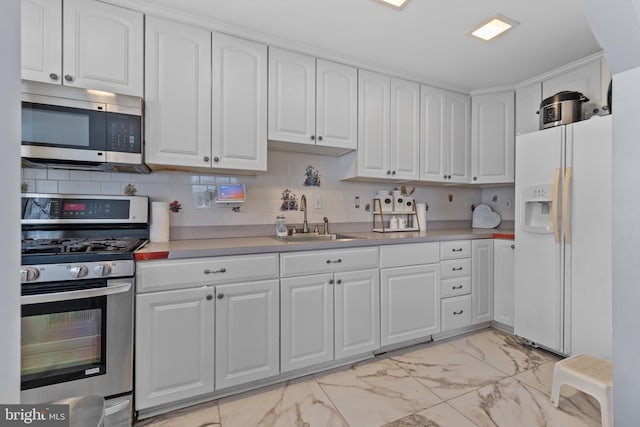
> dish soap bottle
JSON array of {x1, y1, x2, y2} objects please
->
[{"x1": 276, "y1": 214, "x2": 287, "y2": 237}]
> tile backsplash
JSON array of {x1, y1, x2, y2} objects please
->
[{"x1": 22, "y1": 150, "x2": 514, "y2": 229}]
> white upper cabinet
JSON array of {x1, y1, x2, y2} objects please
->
[
  {"x1": 342, "y1": 71, "x2": 419, "y2": 181},
  {"x1": 390, "y1": 77, "x2": 421, "y2": 180},
  {"x1": 212, "y1": 32, "x2": 268, "y2": 171},
  {"x1": 145, "y1": 16, "x2": 212, "y2": 168},
  {"x1": 316, "y1": 59, "x2": 358, "y2": 151},
  {"x1": 268, "y1": 48, "x2": 357, "y2": 153},
  {"x1": 21, "y1": 0, "x2": 62, "y2": 84},
  {"x1": 471, "y1": 91, "x2": 515, "y2": 184},
  {"x1": 515, "y1": 82, "x2": 542, "y2": 135},
  {"x1": 419, "y1": 86, "x2": 471, "y2": 183},
  {"x1": 542, "y1": 59, "x2": 607, "y2": 118},
  {"x1": 21, "y1": 0, "x2": 143, "y2": 96}
]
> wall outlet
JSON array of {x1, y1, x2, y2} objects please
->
[{"x1": 314, "y1": 195, "x2": 322, "y2": 209}]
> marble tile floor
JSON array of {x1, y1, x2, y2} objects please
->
[{"x1": 135, "y1": 328, "x2": 604, "y2": 427}]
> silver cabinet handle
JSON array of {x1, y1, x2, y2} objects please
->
[
  {"x1": 452, "y1": 285, "x2": 463, "y2": 290},
  {"x1": 310, "y1": 135, "x2": 315, "y2": 140},
  {"x1": 452, "y1": 267, "x2": 463, "y2": 271},
  {"x1": 511, "y1": 244, "x2": 515, "y2": 249},
  {"x1": 49, "y1": 73, "x2": 58, "y2": 80},
  {"x1": 213, "y1": 157, "x2": 219, "y2": 163},
  {"x1": 453, "y1": 310, "x2": 464, "y2": 315},
  {"x1": 328, "y1": 279, "x2": 334, "y2": 285},
  {"x1": 206, "y1": 294, "x2": 213, "y2": 300},
  {"x1": 387, "y1": 171, "x2": 391, "y2": 175},
  {"x1": 204, "y1": 268, "x2": 227, "y2": 274},
  {"x1": 336, "y1": 279, "x2": 342, "y2": 285},
  {"x1": 64, "y1": 74, "x2": 73, "y2": 82},
  {"x1": 326, "y1": 259, "x2": 342, "y2": 264},
  {"x1": 452, "y1": 248, "x2": 463, "y2": 252},
  {"x1": 204, "y1": 156, "x2": 210, "y2": 162},
  {"x1": 217, "y1": 293, "x2": 223, "y2": 299},
  {"x1": 392, "y1": 171, "x2": 396, "y2": 175},
  {"x1": 318, "y1": 136, "x2": 323, "y2": 141}
]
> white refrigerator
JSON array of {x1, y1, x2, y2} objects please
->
[{"x1": 514, "y1": 115, "x2": 612, "y2": 360}]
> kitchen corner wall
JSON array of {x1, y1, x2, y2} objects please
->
[{"x1": 22, "y1": 150, "x2": 514, "y2": 229}]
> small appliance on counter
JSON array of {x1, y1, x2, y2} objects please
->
[{"x1": 537, "y1": 91, "x2": 589, "y2": 130}]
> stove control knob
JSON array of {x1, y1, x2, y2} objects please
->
[
  {"x1": 20, "y1": 267, "x2": 40, "y2": 282},
  {"x1": 69, "y1": 265, "x2": 89, "y2": 279},
  {"x1": 94, "y1": 263, "x2": 113, "y2": 277}
]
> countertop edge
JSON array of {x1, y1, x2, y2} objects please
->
[{"x1": 135, "y1": 229, "x2": 514, "y2": 261}]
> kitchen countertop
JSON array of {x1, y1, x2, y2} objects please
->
[{"x1": 135, "y1": 228, "x2": 514, "y2": 260}]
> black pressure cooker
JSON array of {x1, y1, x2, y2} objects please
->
[{"x1": 537, "y1": 91, "x2": 589, "y2": 130}]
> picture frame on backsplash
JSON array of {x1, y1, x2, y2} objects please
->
[{"x1": 280, "y1": 188, "x2": 299, "y2": 211}]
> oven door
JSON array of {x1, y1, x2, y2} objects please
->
[{"x1": 20, "y1": 279, "x2": 133, "y2": 403}]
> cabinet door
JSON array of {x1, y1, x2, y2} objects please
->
[
  {"x1": 446, "y1": 92, "x2": 471, "y2": 183},
  {"x1": 542, "y1": 60, "x2": 602, "y2": 118},
  {"x1": 144, "y1": 17, "x2": 212, "y2": 168},
  {"x1": 493, "y1": 239, "x2": 515, "y2": 327},
  {"x1": 334, "y1": 269, "x2": 380, "y2": 360},
  {"x1": 268, "y1": 48, "x2": 316, "y2": 145},
  {"x1": 281, "y1": 274, "x2": 334, "y2": 372},
  {"x1": 21, "y1": 0, "x2": 62, "y2": 84},
  {"x1": 471, "y1": 91, "x2": 515, "y2": 184},
  {"x1": 215, "y1": 280, "x2": 279, "y2": 390},
  {"x1": 516, "y1": 82, "x2": 542, "y2": 135},
  {"x1": 212, "y1": 33, "x2": 267, "y2": 171},
  {"x1": 135, "y1": 287, "x2": 214, "y2": 410},
  {"x1": 471, "y1": 239, "x2": 494, "y2": 324},
  {"x1": 380, "y1": 264, "x2": 440, "y2": 346},
  {"x1": 316, "y1": 59, "x2": 357, "y2": 150},
  {"x1": 419, "y1": 85, "x2": 447, "y2": 181},
  {"x1": 63, "y1": 0, "x2": 143, "y2": 96},
  {"x1": 390, "y1": 77, "x2": 420, "y2": 180},
  {"x1": 357, "y1": 70, "x2": 391, "y2": 179}
]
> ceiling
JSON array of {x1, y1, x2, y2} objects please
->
[{"x1": 137, "y1": 0, "x2": 602, "y2": 92}]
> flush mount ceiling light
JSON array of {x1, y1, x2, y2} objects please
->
[
  {"x1": 375, "y1": 0, "x2": 411, "y2": 10},
  {"x1": 469, "y1": 14, "x2": 519, "y2": 41}
]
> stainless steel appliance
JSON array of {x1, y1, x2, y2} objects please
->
[
  {"x1": 20, "y1": 193, "x2": 149, "y2": 427},
  {"x1": 537, "y1": 91, "x2": 589, "y2": 130},
  {"x1": 21, "y1": 81, "x2": 149, "y2": 173}
]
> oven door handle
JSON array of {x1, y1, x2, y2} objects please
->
[{"x1": 21, "y1": 281, "x2": 132, "y2": 305}]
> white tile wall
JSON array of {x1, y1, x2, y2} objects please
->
[{"x1": 21, "y1": 151, "x2": 515, "y2": 227}]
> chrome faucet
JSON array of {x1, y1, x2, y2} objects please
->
[
  {"x1": 300, "y1": 194, "x2": 310, "y2": 233},
  {"x1": 323, "y1": 216, "x2": 329, "y2": 235}
]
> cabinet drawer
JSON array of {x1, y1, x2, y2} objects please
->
[
  {"x1": 280, "y1": 247, "x2": 378, "y2": 277},
  {"x1": 441, "y1": 295, "x2": 472, "y2": 331},
  {"x1": 440, "y1": 277, "x2": 471, "y2": 298},
  {"x1": 136, "y1": 253, "x2": 279, "y2": 292},
  {"x1": 379, "y1": 242, "x2": 439, "y2": 268},
  {"x1": 440, "y1": 258, "x2": 471, "y2": 279},
  {"x1": 440, "y1": 240, "x2": 471, "y2": 260}
]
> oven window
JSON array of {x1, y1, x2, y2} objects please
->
[{"x1": 21, "y1": 296, "x2": 107, "y2": 390}]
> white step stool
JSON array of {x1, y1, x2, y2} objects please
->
[{"x1": 550, "y1": 353, "x2": 613, "y2": 427}]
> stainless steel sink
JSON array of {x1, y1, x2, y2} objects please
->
[{"x1": 272, "y1": 233, "x2": 364, "y2": 243}]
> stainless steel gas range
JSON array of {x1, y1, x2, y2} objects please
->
[{"x1": 20, "y1": 193, "x2": 149, "y2": 427}]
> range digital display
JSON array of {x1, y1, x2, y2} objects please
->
[{"x1": 63, "y1": 203, "x2": 86, "y2": 212}]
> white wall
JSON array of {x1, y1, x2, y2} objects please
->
[
  {"x1": 0, "y1": 0, "x2": 22, "y2": 404},
  {"x1": 24, "y1": 150, "x2": 514, "y2": 231}
]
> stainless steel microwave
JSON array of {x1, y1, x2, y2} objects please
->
[{"x1": 21, "y1": 81, "x2": 150, "y2": 173}]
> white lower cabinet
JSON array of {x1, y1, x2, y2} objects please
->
[
  {"x1": 471, "y1": 239, "x2": 494, "y2": 324},
  {"x1": 135, "y1": 286, "x2": 215, "y2": 410},
  {"x1": 280, "y1": 247, "x2": 380, "y2": 372},
  {"x1": 215, "y1": 279, "x2": 279, "y2": 390},
  {"x1": 441, "y1": 295, "x2": 472, "y2": 331},
  {"x1": 493, "y1": 239, "x2": 515, "y2": 327},
  {"x1": 379, "y1": 242, "x2": 441, "y2": 346}
]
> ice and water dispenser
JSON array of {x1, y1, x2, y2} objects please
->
[{"x1": 520, "y1": 184, "x2": 554, "y2": 233}]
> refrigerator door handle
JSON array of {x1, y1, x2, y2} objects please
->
[
  {"x1": 552, "y1": 168, "x2": 562, "y2": 243},
  {"x1": 562, "y1": 167, "x2": 573, "y2": 244}
]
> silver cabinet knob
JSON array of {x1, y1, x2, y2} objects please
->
[
  {"x1": 206, "y1": 294, "x2": 213, "y2": 300},
  {"x1": 49, "y1": 73, "x2": 58, "y2": 80},
  {"x1": 310, "y1": 135, "x2": 315, "y2": 140},
  {"x1": 387, "y1": 171, "x2": 391, "y2": 175},
  {"x1": 473, "y1": 177, "x2": 478, "y2": 181},
  {"x1": 213, "y1": 157, "x2": 219, "y2": 163},
  {"x1": 392, "y1": 171, "x2": 396, "y2": 175},
  {"x1": 336, "y1": 279, "x2": 342, "y2": 285},
  {"x1": 69, "y1": 265, "x2": 88, "y2": 279},
  {"x1": 328, "y1": 279, "x2": 334, "y2": 285},
  {"x1": 64, "y1": 74, "x2": 73, "y2": 82},
  {"x1": 318, "y1": 136, "x2": 323, "y2": 141},
  {"x1": 204, "y1": 156, "x2": 210, "y2": 162},
  {"x1": 511, "y1": 244, "x2": 515, "y2": 249}
]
